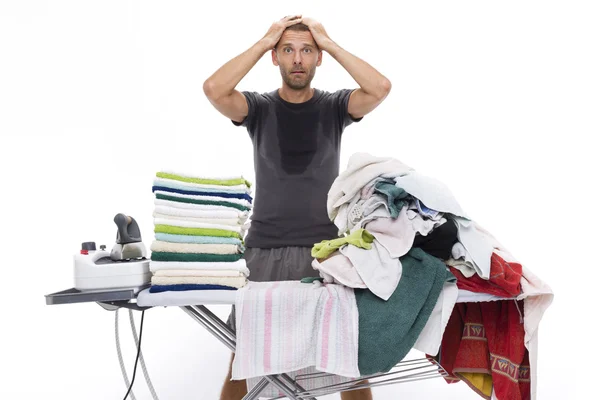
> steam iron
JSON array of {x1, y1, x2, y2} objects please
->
[
  {"x1": 110, "y1": 213, "x2": 147, "y2": 261},
  {"x1": 73, "y1": 213, "x2": 151, "y2": 291}
]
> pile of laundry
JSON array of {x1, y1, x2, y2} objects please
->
[
  {"x1": 148, "y1": 170, "x2": 253, "y2": 293},
  {"x1": 235, "y1": 153, "x2": 552, "y2": 400}
]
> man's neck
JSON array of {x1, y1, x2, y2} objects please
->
[{"x1": 278, "y1": 86, "x2": 315, "y2": 104}]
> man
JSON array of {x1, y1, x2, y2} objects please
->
[{"x1": 203, "y1": 15, "x2": 391, "y2": 400}]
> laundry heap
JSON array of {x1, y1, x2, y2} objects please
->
[
  {"x1": 313, "y1": 152, "x2": 552, "y2": 399},
  {"x1": 148, "y1": 171, "x2": 253, "y2": 293}
]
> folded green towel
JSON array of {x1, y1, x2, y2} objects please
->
[
  {"x1": 151, "y1": 251, "x2": 243, "y2": 262},
  {"x1": 355, "y1": 248, "x2": 455, "y2": 376},
  {"x1": 154, "y1": 224, "x2": 242, "y2": 239},
  {"x1": 311, "y1": 228, "x2": 374, "y2": 259},
  {"x1": 156, "y1": 172, "x2": 251, "y2": 188},
  {"x1": 155, "y1": 193, "x2": 250, "y2": 212}
]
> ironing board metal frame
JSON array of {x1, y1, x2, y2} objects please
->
[
  {"x1": 180, "y1": 304, "x2": 448, "y2": 400},
  {"x1": 45, "y1": 288, "x2": 449, "y2": 399}
]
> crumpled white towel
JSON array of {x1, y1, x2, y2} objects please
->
[
  {"x1": 154, "y1": 204, "x2": 248, "y2": 220},
  {"x1": 339, "y1": 239, "x2": 402, "y2": 301},
  {"x1": 232, "y1": 281, "x2": 360, "y2": 380},
  {"x1": 149, "y1": 259, "x2": 250, "y2": 275},
  {"x1": 412, "y1": 281, "x2": 458, "y2": 355},
  {"x1": 150, "y1": 241, "x2": 241, "y2": 254},
  {"x1": 153, "y1": 217, "x2": 248, "y2": 234},
  {"x1": 327, "y1": 152, "x2": 413, "y2": 221},
  {"x1": 311, "y1": 252, "x2": 367, "y2": 288},
  {"x1": 151, "y1": 275, "x2": 247, "y2": 288}
]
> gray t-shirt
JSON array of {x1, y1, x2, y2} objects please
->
[{"x1": 232, "y1": 88, "x2": 362, "y2": 248}]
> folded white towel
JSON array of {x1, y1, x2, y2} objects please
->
[
  {"x1": 153, "y1": 269, "x2": 245, "y2": 277},
  {"x1": 154, "y1": 190, "x2": 252, "y2": 208},
  {"x1": 154, "y1": 204, "x2": 249, "y2": 221},
  {"x1": 153, "y1": 217, "x2": 247, "y2": 234},
  {"x1": 152, "y1": 212, "x2": 244, "y2": 226},
  {"x1": 154, "y1": 177, "x2": 252, "y2": 194},
  {"x1": 149, "y1": 259, "x2": 250, "y2": 275},
  {"x1": 154, "y1": 198, "x2": 250, "y2": 216},
  {"x1": 151, "y1": 275, "x2": 247, "y2": 288},
  {"x1": 150, "y1": 241, "x2": 241, "y2": 254}
]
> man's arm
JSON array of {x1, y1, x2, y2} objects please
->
[
  {"x1": 203, "y1": 15, "x2": 303, "y2": 123},
  {"x1": 303, "y1": 18, "x2": 392, "y2": 120}
]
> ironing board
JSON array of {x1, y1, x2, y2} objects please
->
[
  {"x1": 134, "y1": 287, "x2": 507, "y2": 399},
  {"x1": 45, "y1": 285, "x2": 510, "y2": 400}
]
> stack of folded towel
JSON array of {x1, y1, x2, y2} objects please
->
[{"x1": 148, "y1": 170, "x2": 253, "y2": 293}]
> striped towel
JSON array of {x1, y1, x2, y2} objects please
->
[
  {"x1": 231, "y1": 281, "x2": 360, "y2": 380},
  {"x1": 153, "y1": 177, "x2": 252, "y2": 194}
]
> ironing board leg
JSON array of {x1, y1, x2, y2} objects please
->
[
  {"x1": 180, "y1": 305, "x2": 317, "y2": 400},
  {"x1": 242, "y1": 377, "x2": 270, "y2": 400}
]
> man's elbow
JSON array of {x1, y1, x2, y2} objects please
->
[
  {"x1": 376, "y1": 78, "x2": 392, "y2": 100},
  {"x1": 203, "y1": 79, "x2": 217, "y2": 100}
]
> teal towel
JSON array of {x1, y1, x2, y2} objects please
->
[
  {"x1": 355, "y1": 248, "x2": 455, "y2": 376},
  {"x1": 374, "y1": 182, "x2": 410, "y2": 218}
]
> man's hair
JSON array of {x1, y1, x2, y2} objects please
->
[
  {"x1": 285, "y1": 23, "x2": 310, "y2": 32},
  {"x1": 275, "y1": 23, "x2": 316, "y2": 50}
]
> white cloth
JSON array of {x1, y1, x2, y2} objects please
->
[
  {"x1": 154, "y1": 190, "x2": 252, "y2": 208},
  {"x1": 327, "y1": 152, "x2": 413, "y2": 221},
  {"x1": 335, "y1": 194, "x2": 390, "y2": 235},
  {"x1": 449, "y1": 216, "x2": 494, "y2": 279},
  {"x1": 311, "y1": 252, "x2": 367, "y2": 288},
  {"x1": 393, "y1": 172, "x2": 466, "y2": 217},
  {"x1": 154, "y1": 204, "x2": 248, "y2": 220},
  {"x1": 136, "y1": 287, "x2": 237, "y2": 306},
  {"x1": 412, "y1": 281, "x2": 459, "y2": 355},
  {"x1": 154, "y1": 198, "x2": 249, "y2": 214},
  {"x1": 153, "y1": 269, "x2": 245, "y2": 277},
  {"x1": 150, "y1": 241, "x2": 241, "y2": 254},
  {"x1": 149, "y1": 259, "x2": 250, "y2": 275},
  {"x1": 364, "y1": 207, "x2": 415, "y2": 258},
  {"x1": 154, "y1": 177, "x2": 252, "y2": 193},
  {"x1": 152, "y1": 211, "x2": 243, "y2": 226},
  {"x1": 448, "y1": 242, "x2": 477, "y2": 277},
  {"x1": 363, "y1": 206, "x2": 447, "y2": 259},
  {"x1": 153, "y1": 217, "x2": 247, "y2": 234},
  {"x1": 339, "y1": 239, "x2": 402, "y2": 301},
  {"x1": 232, "y1": 281, "x2": 360, "y2": 380},
  {"x1": 151, "y1": 275, "x2": 247, "y2": 288}
]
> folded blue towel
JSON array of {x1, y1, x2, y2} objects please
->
[
  {"x1": 149, "y1": 284, "x2": 238, "y2": 293},
  {"x1": 154, "y1": 233, "x2": 244, "y2": 248},
  {"x1": 152, "y1": 185, "x2": 253, "y2": 202}
]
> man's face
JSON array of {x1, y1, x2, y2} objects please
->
[{"x1": 272, "y1": 30, "x2": 322, "y2": 90}]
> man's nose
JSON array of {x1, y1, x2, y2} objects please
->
[{"x1": 293, "y1": 51, "x2": 302, "y2": 64}]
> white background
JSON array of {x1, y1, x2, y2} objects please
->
[{"x1": 1, "y1": 1, "x2": 598, "y2": 399}]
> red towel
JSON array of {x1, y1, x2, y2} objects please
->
[
  {"x1": 481, "y1": 300, "x2": 530, "y2": 400},
  {"x1": 432, "y1": 300, "x2": 530, "y2": 400},
  {"x1": 449, "y1": 252, "x2": 523, "y2": 297}
]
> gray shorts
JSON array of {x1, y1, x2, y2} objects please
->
[{"x1": 226, "y1": 246, "x2": 318, "y2": 332}]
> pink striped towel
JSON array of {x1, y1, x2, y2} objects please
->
[{"x1": 231, "y1": 280, "x2": 360, "y2": 380}]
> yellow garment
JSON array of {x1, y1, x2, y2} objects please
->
[
  {"x1": 311, "y1": 229, "x2": 374, "y2": 259},
  {"x1": 457, "y1": 372, "x2": 493, "y2": 399}
]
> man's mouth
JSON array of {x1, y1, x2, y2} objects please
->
[{"x1": 292, "y1": 71, "x2": 305, "y2": 74}]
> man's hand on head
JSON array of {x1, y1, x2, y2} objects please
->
[
  {"x1": 301, "y1": 18, "x2": 335, "y2": 53},
  {"x1": 262, "y1": 15, "x2": 303, "y2": 50}
]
